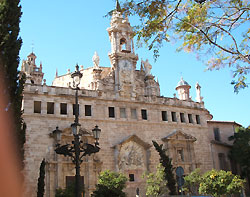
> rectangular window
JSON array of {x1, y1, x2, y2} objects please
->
[
  {"x1": 129, "y1": 174, "x2": 135, "y2": 182},
  {"x1": 180, "y1": 113, "x2": 185, "y2": 123},
  {"x1": 162, "y1": 111, "x2": 167, "y2": 121},
  {"x1": 85, "y1": 105, "x2": 91, "y2": 116},
  {"x1": 171, "y1": 112, "x2": 177, "y2": 122},
  {"x1": 196, "y1": 115, "x2": 201, "y2": 124},
  {"x1": 120, "y1": 108, "x2": 126, "y2": 118},
  {"x1": 34, "y1": 101, "x2": 41, "y2": 113},
  {"x1": 60, "y1": 103, "x2": 67, "y2": 115},
  {"x1": 188, "y1": 114, "x2": 193, "y2": 123},
  {"x1": 213, "y1": 128, "x2": 221, "y2": 141},
  {"x1": 218, "y1": 153, "x2": 227, "y2": 170},
  {"x1": 109, "y1": 107, "x2": 115, "y2": 118},
  {"x1": 230, "y1": 158, "x2": 237, "y2": 174},
  {"x1": 141, "y1": 109, "x2": 147, "y2": 120},
  {"x1": 47, "y1": 102, "x2": 54, "y2": 114},
  {"x1": 131, "y1": 108, "x2": 137, "y2": 119}
]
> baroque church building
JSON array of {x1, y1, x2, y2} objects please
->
[{"x1": 21, "y1": 5, "x2": 240, "y2": 197}]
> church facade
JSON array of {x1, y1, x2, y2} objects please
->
[{"x1": 21, "y1": 7, "x2": 240, "y2": 197}]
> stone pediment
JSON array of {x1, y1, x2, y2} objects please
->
[
  {"x1": 112, "y1": 134, "x2": 151, "y2": 149},
  {"x1": 162, "y1": 130, "x2": 196, "y2": 142},
  {"x1": 113, "y1": 135, "x2": 150, "y2": 171}
]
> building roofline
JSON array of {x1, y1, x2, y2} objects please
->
[{"x1": 207, "y1": 120, "x2": 241, "y2": 127}]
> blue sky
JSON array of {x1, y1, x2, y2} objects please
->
[{"x1": 19, "y1": 0, "x2": 249, "y2": 127}]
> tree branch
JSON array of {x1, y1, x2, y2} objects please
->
[
  {"x1": 176, "y1": 16, "x2": 239, "y2": 55},
  {"x1": 229, "y1": 10, "x2": 246, "y2": 31}
]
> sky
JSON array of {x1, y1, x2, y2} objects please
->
[{"x1": 19, "y1": 0, "x2": 249, "y2": 127}]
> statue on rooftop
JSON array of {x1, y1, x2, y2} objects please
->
[
  {"x1": 92, "y1": 51, "x2": 100, "y2": 69},
  {"x1": 141, "y1": 59, "x2": 152, "y2": 76}
]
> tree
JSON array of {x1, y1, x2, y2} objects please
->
[
  {"x1": 152, "y1": 140, "x2": 177, "y2": 195},
  {"x1": 0, "y1": 0, "x2": 26, "y2": 166},
  {"x1": 183, "y1": 168, "x2": 202, "y2": 195},
  {"x1": 119, "y1": 0, "x2": 250, "y2": 92},
  {"x1": 199, "y1": 169, "x2": 245, "y2": 197},
  {"x1": 229, "y1": 126, "x2": 250, "y2": 188},
  {"x1": 92, "y1": 170, "x2": 128, "y2": 197},
  {"x1": 37, "y1": 159, "x2": 45, "y2": 197},
  {"x1": 143, "y1": 163, "x2": 168, "y2": 196}
]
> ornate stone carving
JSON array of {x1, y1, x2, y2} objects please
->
[
  {"x1": 120, "y1": 70, "x2": 131, "y2": 84},
  {"x1": 118, "y1": 141, "x2": 144, "y2": 170}
]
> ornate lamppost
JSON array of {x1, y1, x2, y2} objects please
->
[{"x1": 52, "y1": 65, "x2": 101, "y2": 197}]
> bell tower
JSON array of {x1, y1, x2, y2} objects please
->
[
  {"x1": 21, "y1": 52, "x2": 44, "y2": 85},
  {"x1": 107, "y1": 0, "x2": 138, "y2": 97}
]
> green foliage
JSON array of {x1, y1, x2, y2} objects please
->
[
  {"x1": 184, "y1": 168, "x2": 245, "y2": 196},
  {"x1": 121, "y1": 0, "x2": 250, "y2": 92},
  {"x1": 0, "y1": 0, "x2": 26, "y2": 167},
  {"x1": 92, "y1": 184, "x2": 126, "y2": 197},
  {"x1": 183, "y1": 168, "x2": 202, "y2": 195},
  {"x1": 199, "y1": 169, "x2": 245, "y2": 197},
  {"x1": 229, "y1": 127, "x2": 250, "y2": 184},
  {"x1": 97, "y1": 170, "x2": 128, "y2": 191},
  {"x1": 37, "y1": 159, "x2": 46, "y2": 197},
  {"x1": 92, "y1": 170, "x2": 128, "y2": 197},
  {"x1": 143, "y1": 163, "x2": 168, "y2": 196},
  {"x1": 152, "y1": 140, "x2": 177, "y2": 195}
]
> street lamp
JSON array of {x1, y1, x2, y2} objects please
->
[
  {"x1": 53, "y1": 64, "x2": 101, "y2": 197},
  {"x1": 51, "y1": 126, "x2": 62, "y2": 144},
  {"x1": 92, "y1": 125, "x2": 101, "y2": 145}
]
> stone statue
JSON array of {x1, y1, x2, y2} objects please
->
[
  {"x1": 142, "y1": 59, "x2": 152, "y2": 76},
  {"x1": 92, "y1": 51, "x2": 100, "y2": 69},
  {"x1": 195, "y1": 82, "x2": 203, "y2": 102}
]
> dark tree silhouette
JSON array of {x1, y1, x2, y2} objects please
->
[
  {"x1": 152, "y1": 140, "x2": 177, "y2": 195},
  {"x1": 37, "y1": 159, "x2": 45, "y2": 197},
  {"x1": 0, "y1": 0, "x2": 26, "y2": 167}
]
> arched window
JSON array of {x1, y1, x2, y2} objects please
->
[{"x1": 120, "y1": 38, "x2": 127, "y2": 51}]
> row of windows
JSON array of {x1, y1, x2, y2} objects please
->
[
  {"x1": 163, "y1": 111, "x2": 200, "y2": 124},
  {"x1": 34, "y1": 101, "x2": 92, "y2": 116},
  {"x1": 33, "y1": 101, "x2": 201, "y2": 124}
]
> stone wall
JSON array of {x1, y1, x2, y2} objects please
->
[
  {"x1": 207, "y1": 121, "x2": 240, "y2": 171},
  {"x1": 23, "y1": 83, "x2": 214, "y2": 197}
]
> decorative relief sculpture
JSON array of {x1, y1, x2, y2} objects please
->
[
  {"x1": 120, "y1": 70, "x2": 131, "y2": 83},
  {"x1": 118, "y1": 141, "x2": 144, "y2": 170}
]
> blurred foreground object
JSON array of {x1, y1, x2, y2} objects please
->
[{"x1": 0, "y1": 69, "x2": 24, "y2": 196}]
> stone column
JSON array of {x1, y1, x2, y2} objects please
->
[
  {"x1": 40, "y1": 100, "x2": 46, "y2": 115},
  {"x1": 55, "y1": 102, "x2": 60, "y2": 116}
]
